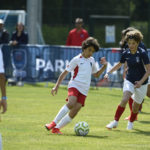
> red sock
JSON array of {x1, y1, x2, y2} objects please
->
[
  {"x1": 128, "y1": 97, "x2": 133, "y2": 112},
  {"x1": 130, "y1": 111, "x2": 138, "y2": 122},
  {"x1": 114, "y1": 105, "x2": 125, "y2": 121}
]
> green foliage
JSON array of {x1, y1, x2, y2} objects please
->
[
  {"x1": 0, "y1": 0, "x2": 150, "y2": 46},
  {"x1": 42, "y1": 24, "x2": 89, "y2": 45},
  {"x1": 130, "y1": 21, "x2": 149, "y2": 47},
  {"x1": 131, "y1": 0, "x2": 149, "y2": 21},
  {"x1": 42, "y1": 24, "x2": 69, "y2": 45},
  {"x1": 0, "y1": 83, "x2": 150, "y2": 150}
]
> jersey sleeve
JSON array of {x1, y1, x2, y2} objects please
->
[
  {"x1": 141, "y1": 51, "x2": 150, "y2": 65},
  {"x1": 139, "y1": 42, "x2": 147, "y2": 52},
  {"x1": 65, "y1": 57, "x2": 78, "y2": 72},
  {"x1": 120, "y1": 51, "x2": 126, "y2": 63},
  {"x1": 92, "y1": 59, "x2": 98, "y2": 74}
]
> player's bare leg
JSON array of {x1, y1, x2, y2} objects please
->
[
  {"x1": 127, "y1": 101, "x2": 140, "y2": 130},
  {"x1": 147, "y1": 84, "x2": 150, "y2": 98},
  {"x1": 45, "y1": 96, "x2": 77, "y2": 131},
  {"x1": 106, "y1": 91, "x2": 132, "y2": 129},
  {"x1": 51, "y1": 96, "x2": 81, "y2": 134}
]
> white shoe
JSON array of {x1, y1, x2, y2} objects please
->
[
  {"x1": 127, "y1": 121, "x2": 133, "y2": 130},
  {"x1": 106, "y1": 120, "x2": 118, "y2": 129}
]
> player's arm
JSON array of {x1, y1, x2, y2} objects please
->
[
  {"x1": 93, "y1": 57, "x2": 107, "y2": 78},
  {"x1": 51, "y1": 70, "x2": 69, "y2": 96},
  {"x1": 51, "y1": 56, "x2": 78, "y2": 96},
  {"x1": 135, "y1": 52, "x2": 150, "y2": 88},
  {"x1": 104, "y1": 62, "x2": 122, "y2": 79},
  {"x1": 104, "y1": 51, "x2": 125, "y2": 79},
  {"x1": 135, "y1": 64, "x2": 150, "y2": 88},
  {"x1": 123, "y1": 62, "x2": 127, "y2": 79}
]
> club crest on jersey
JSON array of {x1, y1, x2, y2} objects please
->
[{"x1": 136, "y1": 57, "x2": 140, "y2": 63}]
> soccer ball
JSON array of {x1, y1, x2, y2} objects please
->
[{"x1": 74, "y1": 121, "x2": 89, "y2": 136}]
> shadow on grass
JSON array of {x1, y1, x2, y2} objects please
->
[
  {"x1": 25, "y1": 83, "x2": 46, "y2": 87},
  {"x1": 139, "y1": 111, "x2": 150, "y2": 115},
  {"x1": 132, "y1": 129, "x2": 150, "y2": 136},
  {"x1": 85, "y1": 134, "x2": 108, "y2": 139},
  {"x1": 47, "y1": 133, "x2": 108, "y2": 139},
  {"x1": 97, "y1": 93, "x2": 121, "y2": 98},
  {"x1": 138, "y1": 120, "x2": 150, "y2": 124},
  {"x1": 64, "y1": 133, "x2": 108, "y2": 139}
]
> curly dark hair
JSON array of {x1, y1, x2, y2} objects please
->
[
  {"x1": 125, "y1": 30, "x2": 143, "y2": 43},
  {"x1": 82, "y1": 37, "x2": 100, "y2": 52},
  {"x1": 120, "y1": 27, "x2": 136, "y2": 48},
  {"x1": 121, "y1": 27, "x2": 136, "y2": 37}
]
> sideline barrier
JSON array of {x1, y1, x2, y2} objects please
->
[{"x1": 2, "y1": 45, "x2": 150, "y2": 87}]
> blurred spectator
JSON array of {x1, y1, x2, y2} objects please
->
[
  {"x1": 0, "y1": 19, "x2": 9, "y2": 44},
  {"x1": 66, "y1": 18, "x2": 89, "y2": 46},
  {"x1": 9, "y1": 23, "x2": 28, "y2": 86},
  {"x1": 9, "y1": 23, "x2": 28, "y2": 46}
]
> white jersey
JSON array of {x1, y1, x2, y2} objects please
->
[
  {"x1": 0, "y1": 48, "x2": 4, "y2": 73},
  {"x1": 65, "y1": 53, "x2": 98, "y2": 96}
]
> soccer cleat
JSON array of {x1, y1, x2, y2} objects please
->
[
  {"x1": 124, "y1": 116, "x2": 138, "y2": 121},
  {"x1": 106, "y1": 120, "x2": 118, "y2": 129},
  {"x1": 45, "y1": 121, "x2": 56, "y2": 131},
  {"x1": 127, "y1": 121, "x2": 133, "y2": 130},
  {"x1": 52, "y1": 128, "x2": 63, "y2": 135}
]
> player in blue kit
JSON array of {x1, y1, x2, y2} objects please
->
[
  {"x1": 120, "y1": 27, "x2": 150, "y2": 120},
  {"x1": 105, "y1": 30, "x2": 150, "y2": 130}
]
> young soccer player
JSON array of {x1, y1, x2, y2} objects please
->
[
  {"x1": 45, "y1": 37, "x2": 107, "y2": 134},
  {"x1": 120, "y1": 27, "x2": 149, "y2": 120},
  {"x1": 105, "y1": 30, "x2": 150, "y2": 130}
]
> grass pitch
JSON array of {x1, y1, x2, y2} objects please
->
[{"x1": 0, "y1": 83, "x2": 150, "y2": 150}]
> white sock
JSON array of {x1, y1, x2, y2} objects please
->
[
  {"x1": 55, "y1": 114, "x2": 72, "y2": 129},
  {"x1": 53, "y1": 105, "x2": 69, "y2": 124}
]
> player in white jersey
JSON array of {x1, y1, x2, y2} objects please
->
[
  {"x1": 45, "y1": 37, "x2": 107, "y2": 134},
  {"x1": 0, "y1": 48, "x2": 7, "y2": 113}
]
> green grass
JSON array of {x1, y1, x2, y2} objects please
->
[{"x1": 0, "y1": 83, "x2": 150, "y2": 150}]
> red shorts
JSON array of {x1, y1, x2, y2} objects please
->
[{"x1": 66, "y1": 87, "x2": 86, "y2": 106}]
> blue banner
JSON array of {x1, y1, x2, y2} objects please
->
[{"x1": 2, "y1": 45, "x2": 150, "y2": 87}]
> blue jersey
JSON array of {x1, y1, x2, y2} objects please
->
[
  {"x1": 120, "y1": 47, "x2": 150, "y2": 85},
  {"x1": 139, "y1": 42, "x2": 147, "y2": 51},
  {"x1": 122, "y1": 42, "x2": 147, "y2": 53}
]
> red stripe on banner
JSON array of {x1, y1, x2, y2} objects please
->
[
  {"x1": 112, "y1": 48, "x2": 120, "y2": 53},
  {"x1": 73, "y1": 66, "x2": 79, "y2": 79}
]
